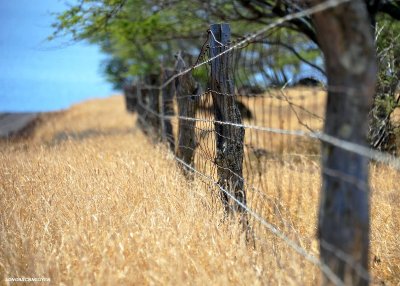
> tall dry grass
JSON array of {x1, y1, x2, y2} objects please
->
[{"x1": 0, "y1": 94, "x2": 399, "y2": 285}]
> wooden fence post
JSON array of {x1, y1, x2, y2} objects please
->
[
  {"x1": 175, "y1": 52, "x2": 201, "y2": 172},
  {"x1": 136, "y1": 81, "x2": 150, "y2": 134},
  {"x1": 123, "y1": 83, "x2": 137, "y2": 113},
  {"x1": 312, "y1": 1, "x2": 376, "y2": 284},
  {"x1": 161, "y1": 68, "x2": 176, "y2": 151},
  {"x1": 209, "y1": 23, "x2": 246, "y2": 214},
  {"x1": 145, "y1": 74, "x2": 161, "y2": 136}
]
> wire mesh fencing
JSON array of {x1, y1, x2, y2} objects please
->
[{"x1": 123, "y1": 2, "x2": 400, "y2": 284}]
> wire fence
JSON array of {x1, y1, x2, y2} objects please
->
[{"x1": 123, "y1": 1, "x2": 399, "y2": 284}]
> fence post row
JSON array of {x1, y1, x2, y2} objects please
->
[
  {"x1": 129, "y1": 16, "x2": 380, "y2": 284},
  {"x1": 175, "y1": 52, "x2": 201, "y2": 173},
  {"x1": 209, "y1": 23, "x2": 246, "y2": 214},
  {"x1": 161, "y1": 68, "x2": 176, "y2": 151}
]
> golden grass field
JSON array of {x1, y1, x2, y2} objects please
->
[{"x1": 0, "y1": 91, "x2": 399, "y2": 285}]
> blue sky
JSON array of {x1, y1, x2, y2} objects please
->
[{"x1": 0, "y1": 0, "x2": 114, "y2": 112}]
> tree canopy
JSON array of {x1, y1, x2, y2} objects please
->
[
  {"x1": 51, "y1": 0, "x2": 400, "y2": 89},
  {"x1": 51, "y1": 0, "x2": 323, "y2": 88}
]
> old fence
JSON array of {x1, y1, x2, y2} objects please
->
[{"x1": 123, "y1": 5, "x2": 399, "y2": 285}]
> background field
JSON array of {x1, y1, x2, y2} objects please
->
[{"x1": 0, "y1": 93, "x2": 399, "y2": 285}]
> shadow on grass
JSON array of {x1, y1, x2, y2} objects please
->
[{"x1": 49, "y1": 127, "x2": 136, "y2": 146}]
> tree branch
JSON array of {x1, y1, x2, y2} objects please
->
[{"x1": 254, "y1": 39, "x2": 325, "y2": 75}]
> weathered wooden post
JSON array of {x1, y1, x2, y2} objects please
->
[
  {"x1": 161, "y1": 68, "x2": 176, "y2": 151},
  {"x1": 146, "y1": 74, "x2": 161, "y2": 136},
  {"x1": 311, "y1": 1, "x2": 377, "y2": 284},
  {"x1": 136, "y1": 81, "x2": 150, "y2": 134},
  {"x1": 175, "y1": 52, "x2": 201, "y2": 172},
  {"x1": 209, "y1": 23, "x2": 246, "y2": 214},
  {"x1": 123, "y1": 83, "x2": 137, "y2": 113}
]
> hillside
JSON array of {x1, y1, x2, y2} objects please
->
[{"x1": 0, "y1": 95, "x2": 398, "y2": 285}]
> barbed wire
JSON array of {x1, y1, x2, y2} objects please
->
[
  {"x1": 174, "y1": 156, "x2": 347, "y2": 286},
  {"x1": 139, "y1": 0, "x2": 352, "y2": 91},
  {"x1": 124, "y1": 1, "x2": 398, "y2": 284},
  {"x1": 135, "y1": 98, "x2": 376, "y2": 282},
  {"x1": 138, "y1": 99, "x2": 400, "y2": 170}
]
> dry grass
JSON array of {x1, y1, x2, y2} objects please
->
[{"x1": 0, "y1": 92, "x2": 399, "y2": 285}]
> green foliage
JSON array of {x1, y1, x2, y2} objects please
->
[
  {"x1": 376, "y1": 14, "x2": 400, "y2": 93},
  {"x1": 52, "y1": 0, "x2": 211, "y2": 81},
  {"x1": 101, "y1": 56, "x2": 129, "y2": 89},
  {"x1": 369, "y1": 14, "x2": 400, "y2": 153},
  {"x1": 51, "y1": 0, "x2": 323, "y2": 89},
  {"x1": 375, "y1": 96, "x2": 399, "y2": 114}
]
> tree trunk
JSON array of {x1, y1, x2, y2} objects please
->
[{"x1": 311, "y1": 1, "x2": 377, "y2": 285}]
